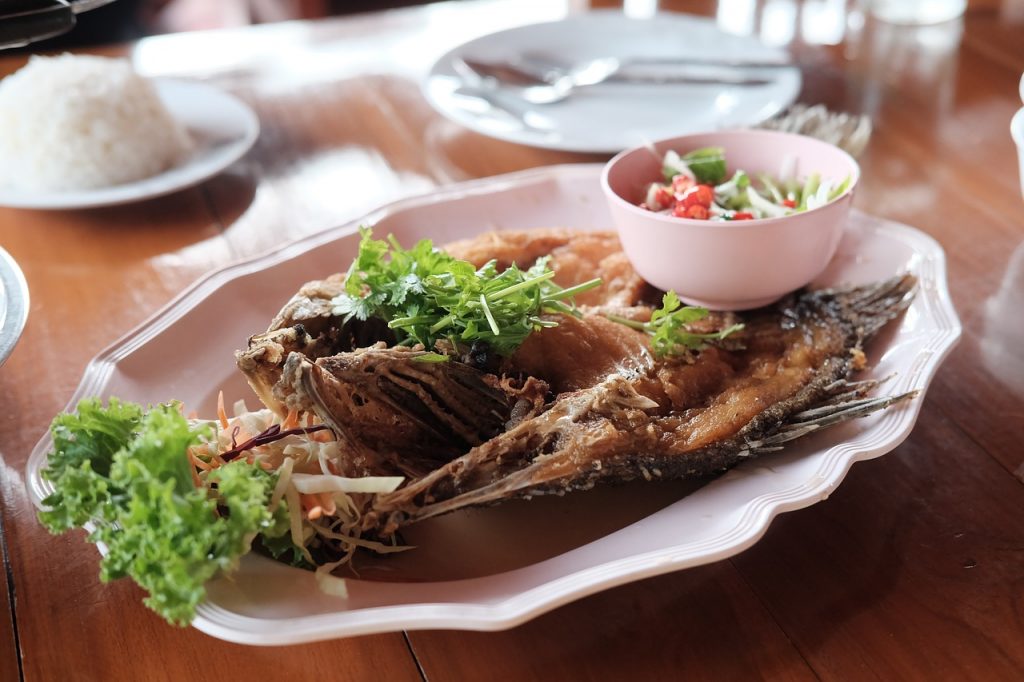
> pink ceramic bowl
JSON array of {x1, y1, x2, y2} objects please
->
[{"x1": 601, "y1": 129, "x2": 860, "y2": 310}]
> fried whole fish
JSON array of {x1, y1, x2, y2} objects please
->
[
  {"x1": 236, "y1": 229, "x2": 916, "y2": 537},
  {"x1": 363, "y1": 276, "x2": 915, "y2": 534}
]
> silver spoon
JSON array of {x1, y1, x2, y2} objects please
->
[{"x1": 458, "y1": 57, "x2": 779, "y2": 105}]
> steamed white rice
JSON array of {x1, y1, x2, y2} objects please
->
[{"x1": 0, "y1": 54, "x2": 193, "y2": 192}]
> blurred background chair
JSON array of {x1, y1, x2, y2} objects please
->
[{"x1": 3, "y1": 0, "x2": 445, "y2": 50}]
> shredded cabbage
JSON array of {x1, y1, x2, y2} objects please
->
[
  {"x1": 291, "y1": 473, "x2": 404, "y2": 495},
  {"x1": 662, "y1": 150, "x2": 696, "y2": 182},
  {"x1": 315, "y1": 559, "x2": 351, "y2": 599}
]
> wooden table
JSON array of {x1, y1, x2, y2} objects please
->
[{"x1": 1, "y1": 1, "x2": 1022, "y2": 679}]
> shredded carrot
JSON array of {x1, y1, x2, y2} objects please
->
[
  {"x1": 312, "y1": 429, "x2": 334, "y2": 443},
  {"x1": 217, "y1": 391, "x2": 229, "y2": 430},
  {"x1": 297, "y1": 493, "x2": 336, "y2": 518},
  {"x1": 305, "y1": 412, "x2": 315, "y2": 428},
  {"x1": 283, "y1": 408, "x2": 300, "y2": 430},
  {"x1": 188, "y1": 448, "x2": 212, "y2": 471}
]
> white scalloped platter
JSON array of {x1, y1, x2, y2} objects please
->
[{"x1": 26, "y1": 164, "x2": 960, "y2": 645}]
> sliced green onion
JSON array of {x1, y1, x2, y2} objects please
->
[
  {"x1": 543, "y1": 299, "x2": 582, "y2": 318},
  {"x1": 429, "y1": 314, "x2": 455, "y2": 334},
  {"x1": 758, "y1": 173, "x2": 785, "y2": 204},
  {"x1": 489, "y1": 271, "x2": 556, "y2": 301},
  {"x1": 388, "y1": 315, "x2": 437, "y2": 328},
  {"x1": 746, "y1": 186, "x2": 788, "y2": 218},
  {"x1": 412, "y1": 352, "x2": 451, "y2": 363},
  {"x1": 528, "y1": 316, "x2": 560, "y2": 328},
  {"x1": 480, "y1": 294, "x2": 500, "y2": 336},
  {"x1": 828, "y1": 175, "x2": 852, "y2": 200},
  {"x1": 604, "y1": 314, "x2": 646, "y2": 330},
  {"x1": 541, "y1": 278, "x2": 603, "y2": 302},
  {"x1": 798, "y1": 172, "x2": 821, "y2": 211}
]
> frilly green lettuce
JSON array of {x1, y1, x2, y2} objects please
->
[{"x1": 39, "y1": 399, "x2": 291, "y2": 626}]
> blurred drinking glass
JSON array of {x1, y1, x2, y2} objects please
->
[{"x1": 869, "y1": 0, "x2": 966, "y2": 24}]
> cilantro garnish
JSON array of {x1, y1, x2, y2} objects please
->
[
  {"x1": 331, "y1": 227, "x2": 602, "y2": 357},
  {"x1": 606, "y1": 291, "x2": 744, "y2": 358}
]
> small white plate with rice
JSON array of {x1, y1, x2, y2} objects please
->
[{"x1": 0, "y1": 55, "x2": 259, "y2": 210}]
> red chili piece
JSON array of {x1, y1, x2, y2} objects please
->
[
  {"x1": 683, "y1": 204, "x2": 709, "y2": 220},
  {"x1": 732, "y1": 212, "x2": 754, "y2": 220},
  {"x1": 682, "y1": 184, "x2": 714, "y2": 209},
  {"x1": 654, "y1": 186, "x2": 674, "y2": 209},
  {"x1": 782, "y1": 199, "x2": 797, "y2": 208}
]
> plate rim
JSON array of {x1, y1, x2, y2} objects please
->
[
  {"x1": 0, "y1": 78, "x2": 259, "y2": 210},
  {"x1": 0, "y1": 245, "x2": 29, "y2": 366},
  {"x1": 25, "y1": 163, "x2": 962, "y2": 644},
  {"x1": 423, "y1": 10, "x2": 802, "y2": 153}
]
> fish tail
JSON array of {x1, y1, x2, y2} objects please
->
[
  {"x1": 810, "y1": 274, "x2": 917, "y2": 342},
  {"x1": 746, "y1": 388, "x2": 918, "y2": 454}
]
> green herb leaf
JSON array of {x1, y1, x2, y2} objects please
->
[
  {"x1": 683, "y1": 146, "x2": 727, "y2": 184},
  {"x1": 412, "y1": 352, "x2": 452, "y2": 363},
  {"x1": 330, "y1": 228, "x2": 602, "y2": 357},
  {"x1": 606, "y1": 291, "x2": 744, "y2": 358}
]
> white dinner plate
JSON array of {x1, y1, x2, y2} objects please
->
[
  {"x1": 0, "y1": 79, "x2": 259, "y2": 209},
  {"x1": 26, "y1": 164, "x2": 959, "y2": 644},
  {"x1": 424, "y1": 11, "x2": 802, "y2": 153},
  {"x1": 0, "y1": 246, "x2": 29, "y2": 366}
]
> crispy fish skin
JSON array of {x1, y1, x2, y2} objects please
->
[
  {"x1": 236, "y1": 276, "x2": 394, "y2": 415},
  {"x1": 237, "y1": 230, "x2": 651, "y2": 411},
  {"x1": 446, "y1": 229, "x2": 658, "y2": 308},
  {"x1": 364, "y1": 275, "x2": 917, "y2": 535},
  {"x1": 274, "y1": 344, "x2": 549, "y2": 479}
]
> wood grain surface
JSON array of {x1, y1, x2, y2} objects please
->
[{"x1": 1, "y1": 1, "x2": 1022, "y2": 680}]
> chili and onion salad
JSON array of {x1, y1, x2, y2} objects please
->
[{"x1": 640, "y1": 146, "x2": 851, "y2": 221}]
